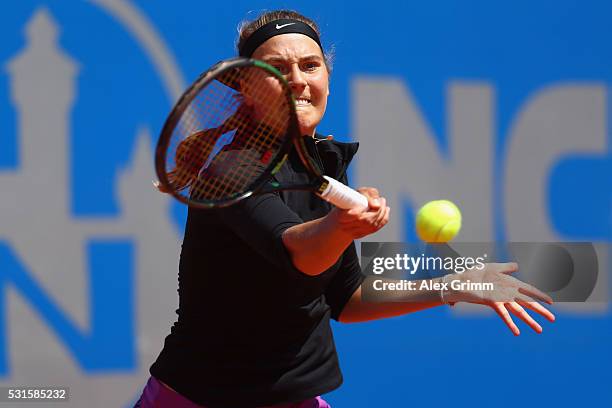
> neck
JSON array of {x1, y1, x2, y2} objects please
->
[{"x1": 301, "y1": 127, "x2": 316, "y2": 138}]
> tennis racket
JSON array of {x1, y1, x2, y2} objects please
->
[{"x1": 154, "y1": 57, "x2": 368, "y2": 209}]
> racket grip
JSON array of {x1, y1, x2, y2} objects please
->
[{"x1": 319, "y1": 176, "x2": 369, "y2": 209}]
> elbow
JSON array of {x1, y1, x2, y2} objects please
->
[
  {"x1": 281, "y1": 228, "x2": 329, "y2": 276},
  {"x1": 336, "y1": 314, "x2": 355, "y2": 324}
]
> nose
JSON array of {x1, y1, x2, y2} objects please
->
[{"x1": 287, "y1": 63, "x2": 307, "y2": 90}]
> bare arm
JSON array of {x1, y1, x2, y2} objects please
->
[
  {"x1": 338, "y1": 277, "x2": 445, "y2": 323},
  {"x1": 339, "y1": 265, "x2": 556, "y2": 335},
  {"x1": 281, "y1": 212, "x2": 354, "y2": 276},
  {"x1": 282, "y1": 188, "x2": 390, "y2": 276}
]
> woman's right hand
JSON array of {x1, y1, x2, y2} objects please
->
[
  {"x1": 330, "y1": 187, "x2": 390, "y2": 239},
  {"x1": 282, "y1": 186, "x2": 390, "y2": 276}
]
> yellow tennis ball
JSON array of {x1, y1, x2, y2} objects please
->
[{"x1": 416, "y1": 200, "x2": 462, "y2": 242}]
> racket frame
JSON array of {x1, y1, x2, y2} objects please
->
[{"x1": 155, "y1": 57, "x2": 328, "y2": 209}]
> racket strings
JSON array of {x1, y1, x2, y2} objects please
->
[{"x1": 164, "y1": 65, "x2": 290, "y2": 202}]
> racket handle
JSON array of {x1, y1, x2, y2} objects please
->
[{"x1": 319, "y1": 176, "x2": 369, "y2": 209}]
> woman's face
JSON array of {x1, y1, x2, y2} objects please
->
[{"x1": 251, "y1": 33, "x2": 330, "y2": 137}]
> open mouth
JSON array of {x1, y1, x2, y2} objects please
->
[{"x1": 295, "y1": 97, "x2": 311, "y2": 106}]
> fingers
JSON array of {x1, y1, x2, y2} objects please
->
[
  {"x1": 357, "y1": 187, "x2": 380, "y2": 198},
  {"x1": 516, "y1": 295, "x2": 556, "y2": 322},
  {"x1": 382, "y1": 206, "x2": 391, "y2": 227},
  {"x1": 492, "y1": 296, "x2": 555, "y2": 336},
  {"x1": 346, "y1": 197, "x2": 387, "y2": 221},
  {"x1": 337, "y1": 201, "x2": 390, "y2": 239},
  {"x1": 368, "y1": 198, "x2": 390, "y2": 230},
  {"x1": 357, "y1": 187, "x2": 381, "y2": 209},
  {"x1": 469, "y1": 262, "x2": 555, "y2": 336},
  {"x1": 374, "y1": 205, "x2": 390, "y2": 229},
  {"x1": 490, "y1": 264, "x2": 553, "y2": 304},
  {"x1": 507, "y1": 301, "x2": 542, "y2": 334},
  {"x1": 492, "y1": 303, "x2": 520, "y2": 336},
  {"x1": 336, "y1": 187, "x2": 390, "y2": 238},
  {"x1": 344, "y1": 206, "x2": 390, "y2": 233},
  {"x1": 368, "y1": 197, "x2": 381, "y2": 209},
  {"x1": 345, "y1": 197, "x2": 385, "y2": 217},
  {"x1": 346, "y1": 207, "x2": 365, "y2": 216},
  {"x1": 373, "y1": 198, "x2": 387, "y2": 224}
]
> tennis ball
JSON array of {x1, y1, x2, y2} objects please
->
[{"x1": 416, "y1": 200, "x2": 462, "y2": 243}]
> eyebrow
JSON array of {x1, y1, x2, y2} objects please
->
[{"x1": 262, "y1": 54, "x2": 323, "y2": 63}]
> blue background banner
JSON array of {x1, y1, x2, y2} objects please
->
[{"x1": 0, "y1": 1, "x2": 610, "y2": 407}]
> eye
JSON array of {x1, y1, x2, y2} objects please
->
[
  {"x1": 301, "y1": 61, "x2": 319, "y2": 72},
  {"x1": 270, "y1": 64, "x2": 289, "y2": 75}
]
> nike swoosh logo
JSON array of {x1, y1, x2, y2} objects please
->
[{"x1": 276, "y1": 23, "x2": 296, "y2": 30}]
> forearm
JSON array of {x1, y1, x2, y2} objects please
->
[
  {"x1": 338, "y1": 277, "x2": 447, "y2": 323},
  {"x1": 282, "y1": 212, "x2": 353, "y2": 276}
]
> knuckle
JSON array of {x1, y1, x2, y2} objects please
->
[{"x1": 358, "y1": 187, "x2": 380, "y2": 197}]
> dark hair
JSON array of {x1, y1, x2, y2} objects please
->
[{"x1": 236, "y1": 10, "x2": 334, "y2": 73}]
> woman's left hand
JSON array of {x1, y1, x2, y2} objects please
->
[{"x1": 443, "y1": 263, "x2": 555, "y2": 335}]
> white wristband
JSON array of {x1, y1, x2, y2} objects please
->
[{"x1": 440, "y1": 274, "x2": 453, "y2": 305}]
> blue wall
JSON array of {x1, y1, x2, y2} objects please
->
[{"x1": 0, "y1": 1, "x2": 610, "y2": 407}]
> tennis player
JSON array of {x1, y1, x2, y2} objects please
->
[{"x1": 136, "y1": 9, "x2": 554, "y2": 408}]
